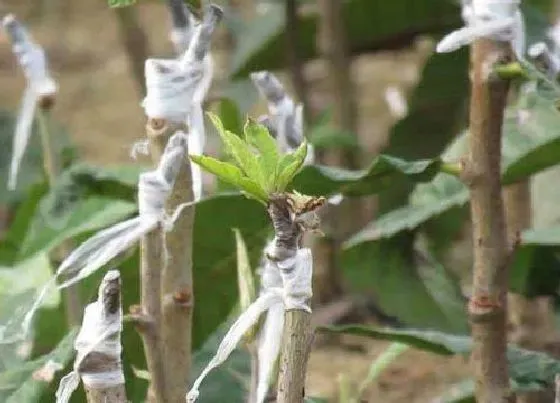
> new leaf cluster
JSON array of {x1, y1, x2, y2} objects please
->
[{"x1": 191, "y1": 113, "x2": 308, "y2": 204}]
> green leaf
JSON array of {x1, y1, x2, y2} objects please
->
[
  {"x1": 507, "y1": 228, "x2": 560, "y2": 297},
  {"x1": 293, "y1": 154, "x2": 443, "y2": 197},
  {"x1": 378, "y1": 48, "x2": 469, "y2": 213},
  {"x1": 229, "y1": 0, "x2": 462, "y2": 77},
  {"x1": 307, "y1": 122, "x2": 360, "y2": 150},
  {"x1": 233, "y1": 229, "x2": 256, "y2": 312},
  {"x1": 190, "y1": 155, "x2": 268, "y2": 204},
  {"x1": 191, "y1": 194, "x2": 269, "y2": 348},
  {"x1": 207, "y1": 113, "x2": 264, "y2": 189},
  {"x1": 17, "y1": 163, "x2": 141, "y2": 259},
  {"x1": 244, "y1": 119, "x2": 280, "y2": 192},
  {"x1": 356, "y1": 87, "x2": 560, "y2": 243},
  {"x1": 341, "y1": 234, "x2": 468, "y2": 333},
  {"x1": 218, "y1": 98, "x2": 243, "y2": 135},
  {"x1": 21, "y1": 197, "x2": 136, "y2": 260},
  {"x1": 345, "y1": 173, "x2": 468, "y2": 243},
  {"x1": 108, "y1": 0, "x2": 136, "y2": 7},
  {"x1": 502, "y1": 90, "x2": 560, "y2": 183},
  {"x1": 0, "y1": 329, "x2": 77, "y2": 402},
  {"x1": 358, "y1": 342, "x2": 409, "y2": 395},
  {"x1": 322, "y1": 325, "x2": 560, "y2": 391},
  {"x1": 0, "y1": 183, "x2": 47, "y2": 264},
  {"x1": 276, "y1": 140, "x2": 309, "y2": 192}
]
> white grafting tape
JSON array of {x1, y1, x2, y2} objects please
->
[
  {"x1": 20, "y1": 134, "x2": 193, "y2": 340},
  {"x1": 56, "y1": 270, "x2": 124, "y2": 403},
  {"x1": 250, "y1": 71, "x2": 315, "y2": 165},
  {"x1": 2, "y1": 14, "x2": 57, "y2": 191},
  {"x1": 141, "y1": 6, "x2": 220, "y2": 200},
  {"x1": 186, "y1": 246, "x2": 313, "y2": 403},
  {"x1": 436, "y1": 0, "x2": 525, "y2": 59}
]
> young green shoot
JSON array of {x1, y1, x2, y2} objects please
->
[{"x1": 190, "y1": 113, "x2": 309, "y2": 204}]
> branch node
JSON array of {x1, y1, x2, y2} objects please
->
[
  {"x1": 128, "y1": 305, "x2": 155, "y2": 331},
  {"x1": 468, "y1": 295, "x2": 504, "y2": 321},
  {"x1": 170, "y1": 288, "x2": 193, "y2": 308},
  {"x1": 459, "y1": 158, "x2": 483, "y2": 187}
]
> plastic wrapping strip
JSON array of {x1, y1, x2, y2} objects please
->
[
  {"x1": 436, "y1": 0, "x2": 525, "y2": 59},
  {"x1": 186, "y1": 247, "x2": 312, "y2": 403},
  {"x1": 20, "y1": 133, "x2": 190, "y2": 339},
  {"x1": 250, "y1": 71, "x2": 314, "y2": 165},
  {"x1": 56, "y1": 270, "x2": 124, "y2": 403},
  {"x1": 142, "y1": 5, "x2": 221, "y2": 200},
  {"x1": 2, "y1": 14, "x2": 57, "y2": 190}
]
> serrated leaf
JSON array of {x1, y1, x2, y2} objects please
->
[
  {"x1": 322, "y1": 324, "x2": 560, "y2": 390},
  {"x1": 276, "y1": 140, "x2": 308, "y2": 192},
  {"x1": 207, "y1": 113, "x2": 265, "y2": 189},
  {"x1": 244, "y1": 119, "x2": 280, "y2": 192},
  {"x1": 190, "y1": 155, "x2": 268, "y2": 204}
]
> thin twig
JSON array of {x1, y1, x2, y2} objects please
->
[
  {"x1": 131, "y1": 120, "x2": 190, "y2": 403},
  {"x1": 148, "y1": 119, "x2": 195, "y2": 403},
  {"x1": 36, "y1": 102, "x2": 82, "y2": 328},
  {"x1": 136, "y1": 225, "x2": 167, "y2": 403},
  {"x1": 267, "y1": 195, "x2": 314, "y2": 403},
  {"x1": 464, "y1": 36, "x2": 513, "y2": 402}
]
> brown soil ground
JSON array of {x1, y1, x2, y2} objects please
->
[{"x1": 0, "y1": 1, "x2": 471, "y2": 401}]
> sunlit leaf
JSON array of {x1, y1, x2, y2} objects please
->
[
  {"x1": 276, "y1": 140, "x2": 308, "y2": 192},
  {"x1": 190, "y1": 155, "x2": 268, "y2": 204},
  {"x1": 244, "y1": 118, "x2": 280, "y2": 192},
  {"x1": 207, "y1": 113, "x2": 264, "y2": 189}
]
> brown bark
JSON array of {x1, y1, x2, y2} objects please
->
[
  {"x1": 314, "y1": 0, "x2": 360, "y2": 303},
  {"x1": 276, "y1": 311, "x2": 313, "y2": 403},
  {"x1": 147, "y1": 119, "x2": 195, "y2": 403},
  {"x1": 465, "y1": 38, "x2": 513, "y2": 403},
  {"x1": 136, "y1": 226, "x2": 167, "y2": 403}
]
